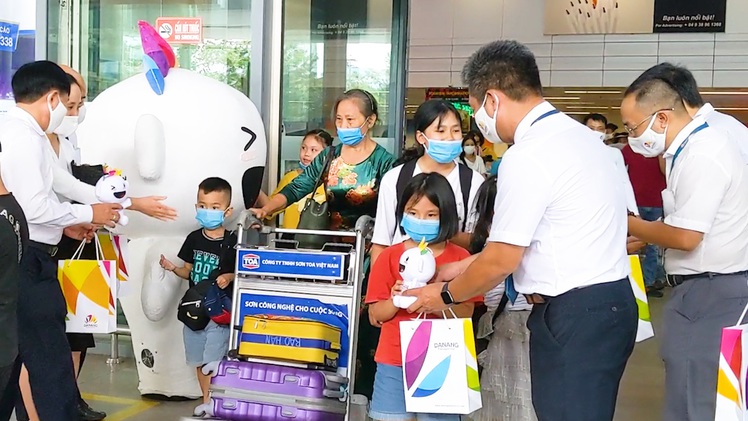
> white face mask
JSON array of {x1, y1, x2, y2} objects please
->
[
  {"x1": 53, "y1": 116, "x2": 79, "y2": 138},
  {"x1": 45, "y1": 93, "x2": 68, "y2": 134},
  {"x1": 474, "y1": 93, "x2": 502, "y2": 144},
  {"x1": 463, "y1": 145, "x2": 476, "y2": 155},
  {"x1": 628, "y1": 115, "x2": 667, "y2": 158},
  {"x1": 77, "y1": 104, "x2": 87, "y2": 124},
  {"x1": 605, "y1": 133, "x2": 614, "y2": 141}
]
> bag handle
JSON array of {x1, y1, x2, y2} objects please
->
[
  {"x1": 69, "y1": 233, "x2": 105, "y2": 262},
  {"x1": 736, "y1": 300, "x2": 748, "y2": 327},
  {"x1": 413, "y1": 308, "x2": 458, "y2": 321},
  {"x1": 311, "y1": 147, "x2": 336, "y2": 196}
]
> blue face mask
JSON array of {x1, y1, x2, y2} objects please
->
[
  {"x1": 400, "y1": 214, "x2": 440, "y2": 243},
  {"x1": 425, "y1": 138, "x2": 463, "y2": 164},
  {"x1": 299, "y1": 161, "x2": 309, "y2": 169},
  {"x1": 337, "y1": 121, "x2": 368, "y2": 146},
  {"x1": 196, "y1": 208, "x2": 226, "y2": 229}
]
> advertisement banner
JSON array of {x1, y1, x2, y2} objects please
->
[
  {"x1": 0, "y1": 1, "x2": 37, "y2": 122},
  {"x1": 237, "y1": 291, "x2": 351, "y2": 369},
  {"x1": 544, "y1": 0, "x2": 726, "y2": 35},
  {"x1": 236, "y1": 248, "x2": 346, "y2": 281}
]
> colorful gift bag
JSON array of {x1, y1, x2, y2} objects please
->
[
  {"x1": 715, "y1": 304, "x2": 748, "y2": 421},
  {"x1": 97, "y1": 232, "x2": 130, "y2": 297},
  {"x1": 400, "y1": 313, "x2": 482, "y2": 415},
  {"x1": 58, "y1": 236, "x2": 118, "y2": 333},
  {"x1": 629, "y1": 255, "x2": 654, "y2": 342}
]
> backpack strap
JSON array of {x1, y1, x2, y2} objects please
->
[
  {"x1": 457, "y1": 164, "x2": 473, "y2": 232},
  {"x1": 394, "y1": 160, "x2": 418, "y2": 237}
]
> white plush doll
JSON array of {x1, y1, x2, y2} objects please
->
[
  {"x1": 393, "y1": 239, "x2": 437, "y2": 309},
  {"x1": 94, "y1": 169, "x2": 132, "y2": 226}
]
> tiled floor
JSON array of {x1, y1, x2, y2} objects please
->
[{"x1": 43, "y1": 294, "x2": 669, "y2": 421}]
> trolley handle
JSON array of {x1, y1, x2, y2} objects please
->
[{"x1": 236, "y1": 211, "x2": 375, "y2": 240}]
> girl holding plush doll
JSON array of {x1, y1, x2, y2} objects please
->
[{"x1": 365, "y1": 172, "x2": 482, "y2": 421}]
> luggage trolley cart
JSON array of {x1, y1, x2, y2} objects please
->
[{"x1": 211, "y1": 211, "x2": 373, "y2": 421}]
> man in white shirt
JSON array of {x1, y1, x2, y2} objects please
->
[
  {"x1": 621, "y1": 66, "x2": 748, "y2": 421},
  {"x1": 583, "y1": 113, "x2": 640, "y2": 216},
  {"x1": 646, "y1": 62, "x2": 748, "y2": 165},
  {"x1": 0, "y1": 61, "x2": 121, "y2": 420},
  {"x1": 403, "y1": 40, "x2": 637, "y2": 421}
]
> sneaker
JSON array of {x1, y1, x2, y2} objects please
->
[
  {"x1": 78, "y1": 399, "x2": 106, "y2": 421},
  {"x1": 193, "y1": 403, "x2": 211, "y2": 417},
  {"x1": 646, "y1": 287, "x2": 664, "y2": 298},
  {"x1": 652, "y1": 279, "x2": 667, "y2": 290}
]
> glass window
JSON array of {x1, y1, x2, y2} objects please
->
[
  {"x1": 0, "y1": 1, "x2": 39, "y2": 119},
  {"x1": 49, "y1": 0, "x2": 252, "y2": 100},
  {"x1": 279, "y1": 0, "x2": 407, "y2": 177}
]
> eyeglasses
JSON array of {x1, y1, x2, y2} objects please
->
[{"x1": 624, "y1": 108, "x2": 674, "y2": 136}]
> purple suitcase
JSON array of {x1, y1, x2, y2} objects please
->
[{"x1": 207, "y1": 360, "x2": 347, "y2": 421}]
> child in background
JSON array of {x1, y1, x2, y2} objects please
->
[
  {"x1": 257, "y1": 129, "x2": 333, "y2": 228},
  {"x1": 366, "y1": 172, "x2": 482, "y2": 421},
  {"x1": 159, "y1": 177, "x2": 237, "y2": 414},
  {"x1": 466, "y1": 176, "x2": 536, "y2": 421}
]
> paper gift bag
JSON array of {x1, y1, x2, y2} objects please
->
[
  {"x1": 715, "y1": 304, "x2": 748, "y2": 421},
  {"x1": 400, "y1": 315, "x2": 482, "y2": 415},
  {"x1": 97, "y1": 232, "x2": 130, "y2": 297},
  {"x1": 58, "y1": 237, "x2": 118, "y2": 333},
  {"x1": 629, "y1": 255, "x2": 654, "y2": 342}
]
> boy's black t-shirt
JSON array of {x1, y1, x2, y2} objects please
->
[
  {"x1": 178, "y1": 229, "x2": 237, "y2": 293},
  {"x1": 0, "y1": 194, "x2": 29, "y2": 367}
]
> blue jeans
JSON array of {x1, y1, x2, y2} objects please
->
[{"x1": 638, "y1": 207, "x2": 665, "y2": 287}]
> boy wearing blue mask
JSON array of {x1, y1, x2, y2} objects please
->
[{"x1": 159, "y1": 177, "x2": 236, "y2": 410}]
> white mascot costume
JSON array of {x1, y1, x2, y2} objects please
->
[{"x1": 76, "y1": 21, "x2": 266, "y2": 398}]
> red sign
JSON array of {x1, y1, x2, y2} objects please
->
[{"x1": 155, "y1": 17, "x2": 203, "y2": 45}]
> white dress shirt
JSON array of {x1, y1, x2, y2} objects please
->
[
  {"x1": 0, "y1": 107, "x2": 93, "y2": 245},
  {"x1": 662, "y1": 117, "x2": 748, "y2": 275},
  {"x1": 488, "y1": 102, "x2": 630, "y2": 296},
  {"x1": 605, "y1": 142, "x2": 640, "y2": 215},
  {"x1": 371, "y1": 161, "x2": 484, "y2": 246},
  {"x1": 694, "y1": 103, "x2": 748, "y2": 165},
  {"x1": 45, "y1": 137, "x2": 98, "y2": 205}
]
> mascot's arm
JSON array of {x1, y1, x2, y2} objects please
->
[{"x1": 52, "y1": 163, "x2": 98, "y2": 204}]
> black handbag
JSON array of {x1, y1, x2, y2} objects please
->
[
  {"x1": 177, "y1": 280, "x2": 212, "y2": 331},
  {"x1": 295, "y1": 147, "x2": 335, "y2": 249}
]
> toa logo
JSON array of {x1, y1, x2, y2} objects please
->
[{"x1": 242, "y1": 253, "x2": 260, "y2": 270}]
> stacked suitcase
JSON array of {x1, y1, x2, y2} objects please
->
[{"x1": 205, "y1": 315, "x2": 349, "y2": 420}]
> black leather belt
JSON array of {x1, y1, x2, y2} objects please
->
[
  {"x1": 29, "y1": 240, "x2": 59, "y2": 257},
  {"x1": 666, "y1": 271, "x2": 748, "y2": 287}
]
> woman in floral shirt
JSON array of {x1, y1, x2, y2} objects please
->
[
  {"x1": 252, "y1": 88, "x2": 395, "y2": 231},
  {"x1": 251, "y1": 89, "x2": 395, "y2": 398}
]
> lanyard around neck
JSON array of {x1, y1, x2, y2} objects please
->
[
  {"x1": 670, "y1": 122, "x2": 708, "y2": 175},
  {"x1": 531, "y1": 109, "x2": 560, "y2": 126}
]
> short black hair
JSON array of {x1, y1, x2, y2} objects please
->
[
  {"x1": 66, "y1": 73, "x2": 80, "y2": 88},
  {"x1": 397, "y1": 100, "x2": 463, "y2": 165},
  {"x1": 12, "y1": 60, "x2": 71, "y2": 104},
  {"x1": 634, "y1": 63, "x2": 704, "y2": 108},
  {"x1": 198, "y1": 177, "x2": 232, "y2": 201},
  {"x1": 606, "y1": 123, "x2": 618, "y2": 132},
  {"x1": 462, "y1": 40, "x2": 543, "y2": 101},
  {"x1": 583, "y1": 113, "x2": 607, "y2": 126},
  {"x1": 468, "y1": 175, "x2": 498, "y2": 255},
  {"x1": 304, "y1": 129, "x2": 333, "y2": 147},
  {"x1": 396, "y1": 173, "x2": 459, "y2": 244},
  {"x1": 625, "y1": 70, "x2": 687, "y2": 114}
]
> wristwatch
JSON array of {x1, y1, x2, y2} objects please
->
[{"x1": 440, "y1": 282, "x2": 458, "y2": 305}]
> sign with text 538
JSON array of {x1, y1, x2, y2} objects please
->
[{"x1": 0, "y1": 21, "x2": 20, "y2": 52}]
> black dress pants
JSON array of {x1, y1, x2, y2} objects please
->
[{"x1": 527, "y1": 279, "x2": 637, "y2": 421}]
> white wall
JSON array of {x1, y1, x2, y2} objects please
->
[{"x1": 408, "y1": 0, "x2": 748, "y2": 88}]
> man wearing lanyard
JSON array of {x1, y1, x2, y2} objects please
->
[
  {"x1": 642, "y1": 62, "x2": 748, "y2": 165},
  {"x1": 621, "y1": 69, "x2": 748, "y2": 421},
  {"x1": 0, "y1": 61, "x2": 121, "y2": 420},
  {"x1": 403, "y1": 40, "x2": 638, "y2": 421}
]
